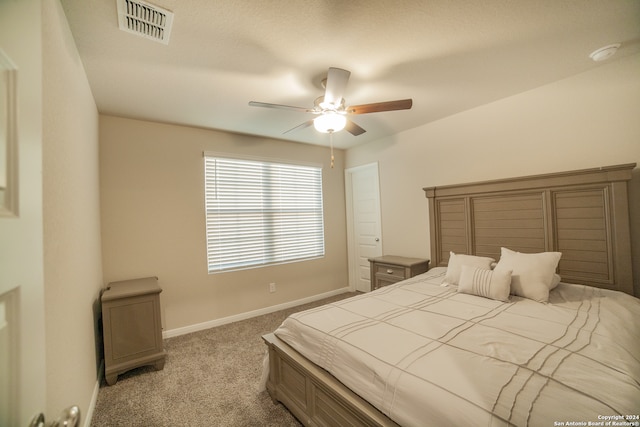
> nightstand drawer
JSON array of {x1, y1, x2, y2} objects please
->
[
  {"x1": 374, "y1": 263, "x2": 406, "y2": 280},
  {"x1": 376, "y1": 275, "x2": 403, "y2": 288}
]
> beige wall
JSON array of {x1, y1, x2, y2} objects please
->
[
  {"x1": 42, "y1": 0, "x2": 103, "y2": 424},
  {"x1": 346, "y1": 53, "x2": 640, "y2": 296},
  {"x1": 99, "y1": 116, "x2": 348, "y2": 331}
]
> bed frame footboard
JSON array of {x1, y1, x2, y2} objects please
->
[{"x1": 262, "y1": 333, "x2": 399, "y2": 427}]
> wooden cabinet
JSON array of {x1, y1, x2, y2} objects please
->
[
  {"x1": 368, "y1": 256, "x2": 429, "y2": 291},
  {"x1": 101, "y1": 276, "x2": 166, "y2": 385}
]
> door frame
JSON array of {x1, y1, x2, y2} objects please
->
[{"x1": 344, "y1": 162, "x2": 383, "y2": 292}]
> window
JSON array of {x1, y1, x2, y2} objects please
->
[{"x1": 204, "y1": 154, "x2": 325, "y2": 273}]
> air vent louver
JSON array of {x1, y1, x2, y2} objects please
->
[{"x1": 116, "y1": 0, "x2": 174, "y2": 45}]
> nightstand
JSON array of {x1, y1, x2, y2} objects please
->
[
  {"x1": 101, "y1": 276, "x2": 167, "y2": 385},
  {"x1": 368, "y1": 256, "x2": 429, "y2": 290}
]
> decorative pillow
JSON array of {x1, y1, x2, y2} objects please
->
[
  {"x1": 550, "y1": 273, "x2": 561, "y2": 290},
  {"x1": 444, "y1": 252, "x2": 496, "y2": 285},
  {"x1": 494, "y1": 247, "x2": 562, "y2": 303},
  {"x1": 458, "y1": 265, "x2": 512, "y2": 302}
]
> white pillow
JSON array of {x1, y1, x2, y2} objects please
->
[
  {"x1": 444, "y1": 252, "x2": 496, "y2": 285},
  {"x1": 494, "y1": 247, "x2": 562, "y2": 303},
  {"x1": 458, "y1": 265, "x2": 512, "y2": 302},
  {"x1": 550, "y1": 273, "x2": 561, "y2": 290}
]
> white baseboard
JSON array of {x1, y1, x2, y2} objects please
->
[
  {"x1": 163, "y1": 287, "x2": 351, "y2": 339},
  {"x1": 84, "y1": 360, "x2": 103, "y2": 427}
]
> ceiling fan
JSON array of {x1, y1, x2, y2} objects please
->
[{"x1": 249, "y1": 67, "x2": 413, "y2": 136}]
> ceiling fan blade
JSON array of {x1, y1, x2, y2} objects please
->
[
  {"x1": 323, "y1": 67, "x2": 351, "y2": 107},
  {"x1": 249, "y1": 101, "x2": 313, "y2": 113},
  {"x1": 283, "y1": 120, "x2": 314, "y2": 134},
  {"x1": 347, "y1": 99, "x2": 413, "y2": 115},
  {"x1": 345, "y1": 119, "x2": 366, "y2": 136}
]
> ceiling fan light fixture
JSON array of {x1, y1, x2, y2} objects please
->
[{"x1": 314, "y1": 112, "x2": 346, "y2": 133}]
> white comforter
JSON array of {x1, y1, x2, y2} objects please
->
[{"x1": 274, "y1": 268, "x2": 640, "y2": 426}]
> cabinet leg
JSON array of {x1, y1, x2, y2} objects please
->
[
  {"x1": 265, "y1": 383, "x2": 278, "y2": 404},
  {"x1": 105, "y1": 373, "x2": 118, "y2": 386},
  {"x1": 154, "y1": 358, "x2": 165, "y2": 371}
]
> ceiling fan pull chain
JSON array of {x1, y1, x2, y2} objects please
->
[{"x1": 329, "y1": 131, "x2": 335, "y2": 169}]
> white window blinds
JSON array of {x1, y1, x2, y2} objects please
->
[{"x1": 204, "y1": 155, "x2": 325, "y2": 273}]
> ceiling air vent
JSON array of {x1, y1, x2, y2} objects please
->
[{"x1": 116, "y1": 0, "x2": 174, "y2": 45}]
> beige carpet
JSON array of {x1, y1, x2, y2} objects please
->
[{"x1": 90, "y1": 292, "x2": 358, "y2": 427}]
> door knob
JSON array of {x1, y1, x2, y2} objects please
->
[{"x1": 29, "y1": 406, "x2": 80, "y2": 427}]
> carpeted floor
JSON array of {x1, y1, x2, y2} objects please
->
[{"x1": 90, "y1": 292, "x2": 358, "y2": 427}]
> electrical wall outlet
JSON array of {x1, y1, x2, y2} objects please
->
[{"x1": 269, "y1": 282, "x2": 276, "y2": 293}]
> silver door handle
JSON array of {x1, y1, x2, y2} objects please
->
[
  {"x1": 30, "y1": 406, "x2": 80, "y2": 427},
  {"x1": 375, "y1": 237, "x2": 380, "y2": 242}
]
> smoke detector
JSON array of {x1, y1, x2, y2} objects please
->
[
  {"x1": 589, "y1": 44, "x2": 621, "y2": 62},
  {"x1": 116, "y1": 0, "x2": 174, "y2": 45}
]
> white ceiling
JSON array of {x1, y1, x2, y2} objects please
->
[{"x1": 60, "y1": 0, "x2": 640, "y2": 149}]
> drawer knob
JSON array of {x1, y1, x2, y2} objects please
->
[{"x1": 386, "y1": 269, "x2": 394, "y2": 274}]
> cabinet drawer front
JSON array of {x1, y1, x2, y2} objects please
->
[
  {"x1": 375, "y1": 276, "x2": 401, "y2": 289},
  {"x1": 374, "y1": 264, "x2": 406, "y2": 279},
  {"x1": 108, "y1": 300, "x2": 159, "y2": 360}
]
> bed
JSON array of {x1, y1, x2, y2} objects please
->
[{"x1": 262, "y1": 163, "x2": 639, "y2": 427}]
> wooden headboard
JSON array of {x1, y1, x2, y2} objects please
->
[{"x1": 423, "y1": 163, "x2": 636, "y2": 295}]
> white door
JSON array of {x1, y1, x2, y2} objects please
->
[
  {"x1": 345, "y1": 163, "x2": 383, "y2": 292},
  {"x1": 0, "y1": 1, "x2": 47, "y2": 425}
]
